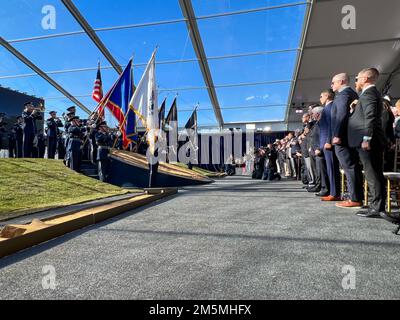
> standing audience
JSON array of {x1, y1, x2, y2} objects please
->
[{"x1": 250, "y1": 67, "x2": 400, "y2": 229}]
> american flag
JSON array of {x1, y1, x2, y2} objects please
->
[{"x1": 92, "y1": 62, "x2": 105, "y2": 117}]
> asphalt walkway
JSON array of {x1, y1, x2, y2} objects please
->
[{"x1": 0, "y1": 176, "x2": 399, "y2": 299}]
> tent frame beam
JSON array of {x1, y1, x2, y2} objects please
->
[
  {"x1": 285, "y1": 0, "x2": 314, "y2": 127},
  {"x1": 61, "y1": 0, "x2": 123, "y2": 74},
  {"x1": 179, "y1": 0, "x2": 224, "y2": 127},
  {"x1": 305, "y1": 37, "x2": 400, "y2": 50},
  {"x1": 0, "y1": 36, "x2": 91, "y2": 114},
  {"x1": 0, "y1": 49, "x2": 300, "y2": 80},
  {"x1": 7, "y1": 2, "x2": 308, "y2": 44}
]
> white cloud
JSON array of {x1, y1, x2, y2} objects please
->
[{"x1": 245, "y1": 96, "x2": 255, "y2": 101}]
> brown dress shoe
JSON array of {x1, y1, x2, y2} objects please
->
[
  {"x1": 335, "y1": 200, "x2": 363, "y2": 208},
  {"x1": 321, "y1": 195, "x2": 341, "y2": 201}
]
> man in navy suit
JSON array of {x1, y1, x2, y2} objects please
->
[
  {"x1": 348, "y1": 68, "x2": 386, "y2": 218},
  {"x1": 319, "y1": 89, "x2": 341, "y2": 201},
  {"x1": 310, "y1": 106, "x2": 329, "y2": 196},
  {"x1": 330, "y1": 73, "x2": 363, "y2": 208}
]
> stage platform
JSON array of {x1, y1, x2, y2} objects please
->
[
  {"x1": 0, "y1": 176, "x2": 399, "y2": 299},
  {"x1": 108, "y1": 150, "x2": 214, "y2": 188}
]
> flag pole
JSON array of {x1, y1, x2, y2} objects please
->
[
  {"x1": 112, "y1": 105, "x2": 133, "y2": 150},
  {"x1": 111, "y1": 57, "x2": 136, "y2": 150},
  {"x1": 92, "y1": 57, "x2": 130, "y2": 119}
]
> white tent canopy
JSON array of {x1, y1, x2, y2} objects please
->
[{"x1": 287, "y1": 0, "x2": 400, "y2": 125}]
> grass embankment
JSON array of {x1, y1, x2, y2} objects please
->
[{"x1": 0, "y1": 159, "x2": 130, "y2": 219}]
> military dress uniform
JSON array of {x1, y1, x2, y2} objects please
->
[
  {"x1": 95, "y1": 128, "x2": 112, "y2": 182},
  {"x1": 57, "y1": 133, "x2": 66, "y2": 160},
  {"x1": 46, "y1": 115, "x2": 63, "y2": 159},
  {"x1": 89, "y1": 127, "x2": 98, "y2": 165},
  {"x1": 8, "y1": 131, "x2": 16, "y2": 158},
  {"x1": 22, "y1": 110, "x2": 42, "y2": 158},
  {"x1": 37, "y1": 132, "x2": 46, "y2": 158},
  {"x1": 67, "y1": 121, "x2": 85, "y2": 172},
  {"x1": 81, "y1": 121, "x2": 92, "y2": 162},
  {"x1": 64, "y1": 112, "x2": 75, "y2": 166},
  {"x1": 0, "y1": 120, "x2": 6, "y2": 155},
  {"x1": 13, "y1": 121, "x2": 24, "y2": 158}
]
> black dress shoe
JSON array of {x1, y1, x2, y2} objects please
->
[
  {"x1": 315, "y1": 191, "x2": 329, "y2": 197},
  {"x1": 356, "y1": 209, "x2": 382, "y2": 218},
  {"x1": 380, "y1": 212, "x2": 400, "y2": 235},
  {"x1": 307, "y1": 187, "x2": 320, "y2": 193},
  {"x1": 380, "y1": 211, "x2": 400, "y2": 224}
]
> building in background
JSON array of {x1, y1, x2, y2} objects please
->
[{"x1": 0, "y1": 85, "x2": 45, "y2": 149}]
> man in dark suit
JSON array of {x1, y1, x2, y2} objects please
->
[
  {"x1": 319, "y1": 89, "x2": 341, "y2": 201},
  {"x1": 301, "y1": 114, "x2": 315, "y2": 186},
  {"x1": 330, "y1": 73, "x2": 363, "y2": 208},
  {"x1": 310, "y1": 106, "x2": 329, "y2": 196},
  {"x1": 290, "y1": 130, "x2": 302, "y2": 180},
  {"x1": 298, "y1": 133, "x2": 309, "y2": 185},
  {"x1": 348, "y1": 68, "x2": 386, "y2": 217},
  {"x1": 46, "y1": 111, "x2": 63, "y2": 159}
]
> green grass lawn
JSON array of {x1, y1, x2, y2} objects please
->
[{"x1": 0, "y1": 159, "x2": 130, "y2": 219}]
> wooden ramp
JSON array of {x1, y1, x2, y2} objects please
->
[
  {"x1": 108, "y1": 150, "x2": 214, "y2": 188},
  {"x1": 0, "y1": 188, "x2": 177, "y2": 259}
]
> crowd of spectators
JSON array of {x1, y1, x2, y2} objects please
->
[{"x1": 251, "y1": 68, "x2": 400, "y2": 222}]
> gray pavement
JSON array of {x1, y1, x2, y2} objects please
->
[{"x1": 0, "y1": 176, "x2": 400, "y2": 300}]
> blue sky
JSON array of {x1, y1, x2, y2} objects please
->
[{"x1": 0, "y1": 0, "x2": 306, "y2": 127}]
